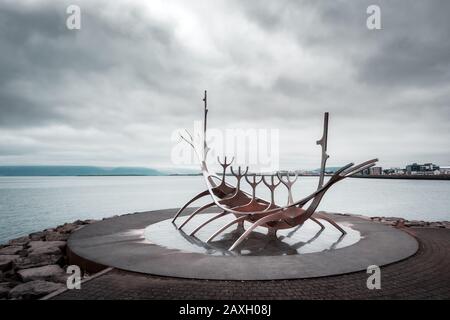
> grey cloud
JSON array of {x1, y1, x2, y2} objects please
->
[
  {"x1": 0, "y1": 90, "x2": 65, "y2": 127},
  {"x1": 357, "y1": 1, "x2": 450, "y2": 88},
  {"x1": 238, "y1": 0, "x2": 450, "y2": 89},
  {"x1": 0, "y1": 0, "x2": 449, "y2": 169},
  {"x1": 0, "y1": 0, "x2": 198, "y2": 129}
]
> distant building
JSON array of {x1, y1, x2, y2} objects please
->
[
  {"x1": 406, "y1": 163, "x2": 439, "y2": 175},
  {"x1": 369, "y1": 166, "x2": 382, "y2": 175},
  {"x1": 383, "y1": 168, "x2": 405, "y2": 175},
  {"x1": 440, "y1": 166, "x2": 450, "y2": 175}
]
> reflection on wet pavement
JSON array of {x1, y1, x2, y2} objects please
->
[{"x1": 144, "y1": 213, "x2": 361, "y2": 256}]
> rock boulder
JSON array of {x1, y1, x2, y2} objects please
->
[
  {"x1": 8, "y1": 236, "x2": 30, "y2": 246},
  {"x1": 0, "y1": 245, "x2": 23, "y2": 255},
  {"x1": 17, "y1": 265, "x2": 65, "y2": 283},
  {"x1": 27, "y1": 241, "x2": 66, "y2": 256},
  {"x1": 13, "y1": 254, "x2": 62, "y2": 270},
  {"x1": 0, "y1": 255, "x2": 19, "y2": 271},
  {"x1": 44, "y1": 232, "x2": 69, "y2": 241},
  {"x1": 29, "y1": 231, "x2": 45, "y2": 241},
  {"x1": 56, "y1": 223, "x2": 79, "y2": 234},
  {"x1": 0, "y1": 282, "x2": 13, "y2": 299},
  {"x1": 8, "y1": 280, "x2": 64, "y2": 299}
]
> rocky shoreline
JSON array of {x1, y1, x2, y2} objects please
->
[
  {"x1": 367, "y1": 215, "x2": 450, "y2": 228},
  {"x1": 0, "y1": 219, "x2": 98, "y2": 300},
  {"x1": 0, "y1": 213, "x2": 449, "y2": 300}
]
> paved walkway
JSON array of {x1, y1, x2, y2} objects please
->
[{"x1": 53, "y1": 227, "x2": 450, "y2": 300}]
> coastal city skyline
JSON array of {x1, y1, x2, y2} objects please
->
[{"x1": 0, "y1": 160, "x2": 449, "y2": 177}]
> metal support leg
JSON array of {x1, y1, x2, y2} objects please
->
[
  {"x1": 177, "y1": 202, "x2": 216, "y2": 230},
  {"x1": 229, "y1": 212, "x2": 282, "y2": 251},
  {"x1": 267, "y1": 228, "x2": 277, "y2": 237},
  {"x1": 206, "y1": 216, "x2": 246, "y2": 243},
  {"x1": 236, "y1": 219, "x2": 245, "y2": 231},
  {"x1": 311, "y1": 217, "x2": 325, "y2": 230},
  {"x1": 172, "y1": 190, "x2": 210, "y2": 223},
  {"x1": 315, "y1": 213, "x2": 346, "y2": 235},
  {"x1": 189, "y1": 211, "x2": 229, "y2": 236}
]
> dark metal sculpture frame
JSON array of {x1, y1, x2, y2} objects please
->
[{"x1": 173, "y1": 91, "x2": 378, "y2": 251}]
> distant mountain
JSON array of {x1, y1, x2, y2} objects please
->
[
  {"x1": 0, "y1": 166, "x2": 163, "y2": 176},
  {"x1": 311, "y1": 166, "x2": 343, "y2": 174}
]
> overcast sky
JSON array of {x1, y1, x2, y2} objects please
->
[{"x1": 0, "y1": 0, "x2": 449, "y2": 171}]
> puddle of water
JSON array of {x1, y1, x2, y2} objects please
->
[{"x1": 144, "y1": 213, "x2": 361, "y2": 256}]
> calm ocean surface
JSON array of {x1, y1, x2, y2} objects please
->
[{"x1": 0, "y1": 176, "x2": 449, "y2": 243}]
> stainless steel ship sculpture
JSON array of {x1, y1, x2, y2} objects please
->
[{"x1": 173, "y1": 91, "x2": 378, "y2": 251}]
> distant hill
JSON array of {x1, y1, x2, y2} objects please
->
[
  {"x1": 311, "y1": 166, "x2": 342, "y2": 174},
  {"x1": 0, "y1": 166, "x2": 163, "y2": 176}
]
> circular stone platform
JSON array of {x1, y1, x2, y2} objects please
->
[{"x1": 67, "y1": 208, "x2": 418, "y2": 280}]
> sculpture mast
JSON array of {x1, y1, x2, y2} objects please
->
[
  {"x1": 316, "y1": 112, "x2": 329, "y2": 189},
  {"x1": 202, "y1": 90, "x2": 209, "y2": 160}
]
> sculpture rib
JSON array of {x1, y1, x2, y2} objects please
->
[
  {"x1": 229, "y1": 212, "x2": 283, "y2": 251},
  {"x1": 189, "y1": 211, "x2": 228, "y2": 236},
  {"x1": 314, "y1": 212, "x2": 346, "y2": 234},
  {"x1": 206, "y1": 216, "x2": 247, "y2": 243},
  {"x1": 177, "y1": 202, "x2": 216, "y2": 230},
  {"x1": 310, "y1": 217, "x2": 325, "y2": 229},
  {"x1": 172, "y1": 190, "x2": 210, "y2": 223}
]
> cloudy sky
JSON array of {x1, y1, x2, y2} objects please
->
[{"x1": 0, "y1": 0, "x2": 449, "y2": 171}]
